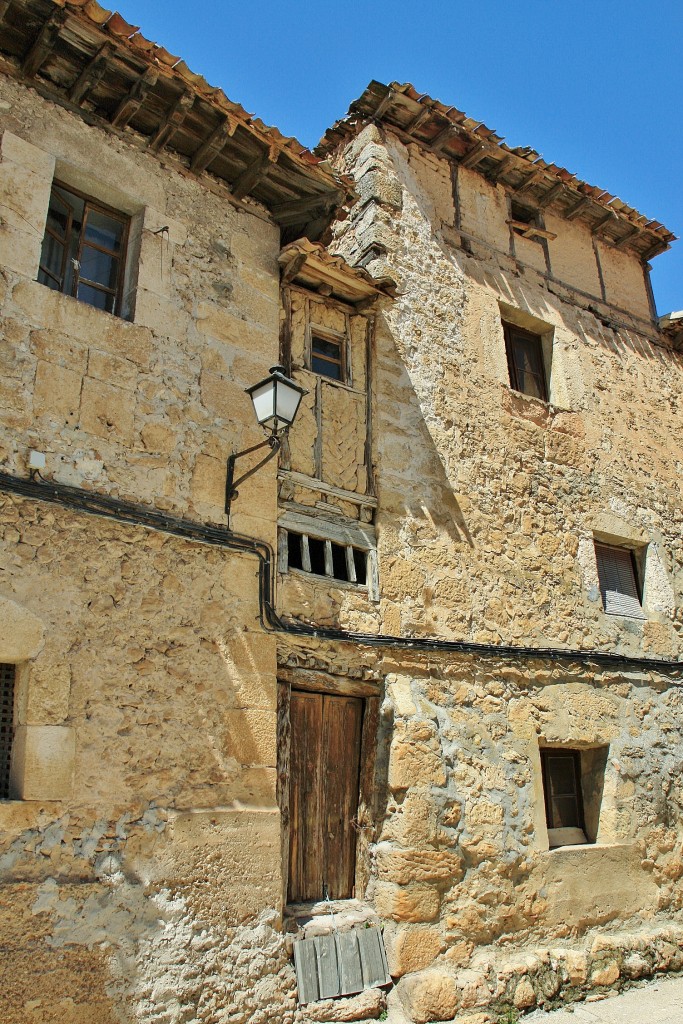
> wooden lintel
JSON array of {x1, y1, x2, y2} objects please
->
[
  {"x1": 487, "y1": 155, "x2": 514, "y2": 183},
  {"x1": 514, "y1": 168, "x2": 544, "y2": 194},
  {"x1": 22, "y1": 8, "x2": 66, "y2": 79},
  {"x1": 190, "y1": 118, "x2": 236, "y2": 174},
  {"x1": 538, "y1": 181, "x2": 565, "y2": 208},
  {"x1": 405, "y1": 104, "x2": 432, "y2": 135},
  {"x1": 281, "y1": 251, "x2": 308, "y2": 285},
  {"x1": 565, "y1": 196, "x2": 591, "y2": 221},
  {"x1": 641, "y1": 239, "x2": 668, "y2": 263},
  {"x1": 372, "y1": 89, "x2": 395, "y2": 121},
  {"x1": 111, "y1": 68, "x2": 158, "y2": 130},
  {"x1": 278, "y1": 666, "x2": 380, "y2": 699},
  {"x1": 67, "y1": 43, "x2": 112, "y2": 105},
  {"x1": 148, "y1": 90, "x2": 194, "y2": 152},
  {"x1": 231, "y1": 149, "x2": 276, "y2": 201},
  {"x1": 272, "y1": 189, "x2": 344, "y2": 224},
  {"x1": 353, "y1": 293, "x2": 379, "y2": 312},
  {"x1": 459, "y1": 142, "x2": 487, "y2": 169},
  {"x1": 613, "y1": 225, "x2": 642, "y2": 249}
]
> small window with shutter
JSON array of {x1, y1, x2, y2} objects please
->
[{"x1": 594, "y1": 542, "x2": 645, "y2": 619}]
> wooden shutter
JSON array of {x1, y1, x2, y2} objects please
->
[{"x1": 595, "y1": 543, "x2": 645, "y2": 618}]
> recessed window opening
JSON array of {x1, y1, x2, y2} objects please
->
[
  {"x1": 503, "y1": 322, "x2": 548, "y2": 401},
  {"x1": 540, "y1": 746, "x2": 608, "y2": 849},
  {"x1": 510, "y1": 200, "x2": 537, "y2": 232},
  {"x1": 38, "y1": 181, "x2": 129, "y2": 316},
  {"x1": 285, "y1": 530, "x2": 367, "y2": 587},
  {"x1": 0, "y1": 664, "x2": 16, "y2": 800},
  {"x1": 311, "y1": 334, "x2": 343, "y2": 381},
  {"x1": 594, "y1": 542, "x2": 645, "y2": 619}
]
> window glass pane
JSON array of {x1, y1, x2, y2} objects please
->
[
  {"x1": 45, "y1": 191, "x2": 73, "y2": 240},
  {"x1": 511, "y1": 334, "x2": 546, "y2": 399},
  {"x1": 37, "y1": 268, "x2": 61, "y2": 291},
  {"x1": 77, "y1": 283, "x2": 115, "y2": 313},
  {"x1": 79, "y1": 245, "x2": 119, "y2": 291},
  {"x1": 84, "y1": 208, "x2": 124, "y2": 254},
  {"x1": 312, "y1": 355, "x2": 342, "y2": 380},
  {"x1": 39, "y1": 233, "x2": 66, "y2": 283},
  {"x1": 312, "y1": 336, "x2": 341, "y2": 360}
]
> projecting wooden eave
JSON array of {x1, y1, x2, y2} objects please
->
[
  {"x1": 317, "y1": 80, "x2": 676, "y2": 263},
  {"x1": 279, "y1": 239, "x2": 396, "y2": 309},
  {"x1": 0, "y1": 0, "x2": 353, "y2": 241}
]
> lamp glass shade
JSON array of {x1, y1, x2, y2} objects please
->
[{"x1": 246, "y1": 366, "x2": 307, "y2": 432}]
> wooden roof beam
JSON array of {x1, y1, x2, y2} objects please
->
[
  {"x1": 565, "y1": 196, "x2": 591, "y2": 221},
  {"x1": 430, "y1": 124, "x2": 458, "y2": 153},
  {"x1": 22, "y1": 8, "x2": 66, "y2": 79},
  {"x1": 67, "y1": 43, "x2": 112, "y2": 105},
  {"x1": 231, "y1": 145, "x2": 278, "y2": 201},
  {"x1": 487, "y1": 155, "x2": 514, "y2": 183},
  {"x1": 281, "y1": 251, "x2": 308, "y2": 284},
  {"x1": 111, "y1": 68, "x2": 158, "y2": 130},
  {"x1": 372, "y1": 89, "x2": 395, "y2": 120},
  {"x1": 538, "y1": 181, "x2": 565, "y2": 208},
  {"x1": 613, "y1": 225, "x2": 642, "y2": 249},
  {"x1": 0, "y1": 2, "x2": 11, "y2": 25},
  {"x1": 190, "y1": 117, "x2": 237, "y2": 174},
  {"x1": 591, "y1": 209, "x2": 618, "y2": 236},
  {"x1": 148, "y1": 90, "x2": 194, "y2": 152},
  {"x1": 459, "y1": 142, "x2": 487, "y2": 169},
  {"x1": 405, "y1": 104, "x2": 432, "y2": 134},
  {"x1": 272, "y1": 189, "x2": 345, "y2": 226},
  {"x1": 514, "y1": 168, "x2": 544, "y2": 195}
]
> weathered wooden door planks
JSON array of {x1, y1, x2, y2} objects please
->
[{"x1": 288, "y1": 690, "x2": 363, "y2": 902}]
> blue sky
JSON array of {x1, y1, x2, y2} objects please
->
[{"x1": 115, "y1": 0, "x2": 682, "y2": 315}]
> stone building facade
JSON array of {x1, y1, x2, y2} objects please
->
[{"x1": 0, "y1": 4, "x2": 682, "y2": 1024}]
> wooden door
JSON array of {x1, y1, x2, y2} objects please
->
[{"x1": 288, "y1": 690, "x2": 363, "y2": 903}]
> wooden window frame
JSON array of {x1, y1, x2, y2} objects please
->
[
  {"x1": 594, "y1": 541, "x2": 645, "y2": 618},
  {"x1": 38, "y1": 180, "x2": 130, "y2": 317},
  {"x1": 503, "y1": 322, "x2": 549, "y2": 402},
  {"x1": 310, "y1": 329, "x2": 346, "y2": 383}
]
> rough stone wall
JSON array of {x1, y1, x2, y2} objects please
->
[
  {"x1": 314, "y1": 122, "x2": 683, "y2": 1017},
  {"x1": 0, "y1": 79, "x2": 295, "y2": 1023}
]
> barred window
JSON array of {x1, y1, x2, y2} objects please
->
[
  {"x1": 0, "y1": 663, "x2": 16, "y2": 799},
  {"x1": 286, "y1": 531, "x2": 367, "y2": 586}
]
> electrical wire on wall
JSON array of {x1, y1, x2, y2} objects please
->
[{"x1": 1, "y1": 470, "x2": 682, "y2": 676}]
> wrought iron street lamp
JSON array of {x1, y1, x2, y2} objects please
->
[{"x1": 225, "y1": 365, "x2": 307, "y2": 522}]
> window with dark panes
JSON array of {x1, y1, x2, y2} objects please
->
[
  {"x1": 284, "y1": 530, "x2": 368, "y2": 587},
  {"x1": 38, "y1": 182, "x2": 128, "y2": 316},
  {"x1": 594, "y1": 542, "x2": 645, "y2": 618},
  {"x1": 503, "y1": 322, "x2": 548, "y2": 401},
  {"x1": 311, "y1": 334, "x2": 344, "y2": 381},
  {"x1": 0, "y1": 663, "x2": 16, "y2": 799},
  {"x1": 541, "y1": 749, "x2": 589, "y2": 849}
]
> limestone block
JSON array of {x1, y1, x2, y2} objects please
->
[
  {"x1": 0, "y1": 595, "x2": 44, "y2": 660},
  {"x1": 140, "y1": 422, "x2": 177, "y2": 454},
  {"x1": 589, "y1": 961, "x2": 619, "y2": 987},
  {"x1": 10, "y1": 724, "x2": 75, "y2": 800},
  {"x1": 199, "y1": 370, "x2": 234, "y2": 419},
  {"x1": 25, "y1": 660, "x2": 71, "y2": 725},
  {"x1": 398, "y1": 970, "x2": 459, "y2": 1024},
  {"x1": 357, "y1": 168, "x2": 403, "y2": 210},
  {"x1": 512, "y1": 977, "x2": 536, "y2": 1009},
  {"x1": 87, "y1": 349, "x2": 138, "y2": 392},
  {"x1": 79, "y1": 377, "x2": 135, "y2": 443},
  {"x1": 30, "y1": 329, "x2": 88, "y2": 374},
  {"x1": 222, "y1": 708, "x2": 276, "y2": 767},
  {"x1": 1, "y1": 131, "x2": 55, "y2": 180},
  {"x1": 196, "y1": 301, "x2": 275, "y2": 358},
  {"x1": 384, "y1": 924, "x2": 445, "y2": 977},
  {"x1": 132, "y1": 288, "x2": 189, "y2": 342},
  {"x1": 388, "y1": 720, "x2": 446, "y2": 790},
  {"x1": 191, "y1": 454, "x2": 226, "y2": 507},
  {"x1": 382, "y1": 789, "x2": 440, "y2": 847},
  {"x1": 376, "y1": 847, "x2": 464, "y2": 885},
  {"x1": 301, "y1": 987, "x2": 384, "y2": 1021},
  {"x1": 33, "y1": 360, "x2": 82, "y2": 427},
  {"x1": 374, "y1": 881, "x2": 441, "y2": 923}
]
